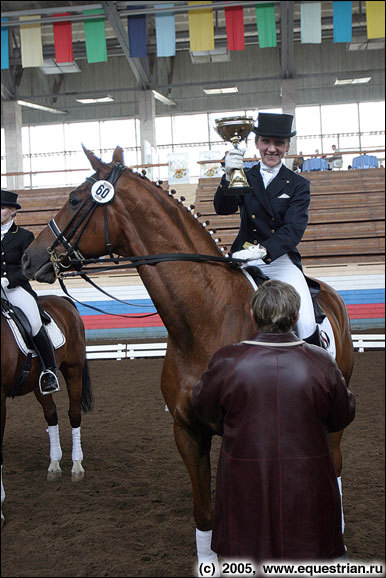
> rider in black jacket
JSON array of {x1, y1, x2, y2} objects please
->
[
  {"x1": 214, "y1": 113, "x2": 320, "y2": 346},
  {"x1": 1, "y1": 189, "x2": 60, "y2": 394}
]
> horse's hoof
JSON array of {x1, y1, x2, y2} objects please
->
[
  {"x1": 71, "y1": 471, "x2": 84, "y2": 483},
  {"x1": 47, "y1": 470, "x2": 62, "y2": 482}
]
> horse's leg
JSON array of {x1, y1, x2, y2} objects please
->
[
  {"x1": 173, "y1": 422, "x2": 220, "y2": 577},
  {"x1": 60, "y1": 364, "x2": 84, "y2": 482},
  {"x1": 34, "y1": 391, "x2": 62, "y2": 481},
  {"x1": 329, "y1": 429, "x2": 345, "y2": 534},
  {"x1": 1, "y1": 396, "x2": 6, "y2": 527}
]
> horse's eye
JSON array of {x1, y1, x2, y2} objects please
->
[{"x1": 69, "y1": 194, "x2": 81, "y2": 207}]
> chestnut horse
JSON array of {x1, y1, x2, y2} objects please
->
[
  {"x1": 22, "y1": 147, "x2": 354, "y2": 564},
  {"x1": 1, "y1": 294, "x2": 93, "y2": 527}
]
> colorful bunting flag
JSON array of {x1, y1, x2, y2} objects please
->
[
  {"x1": 155, "y1": 4, "x2": 176, "y2": 57},
  {"x1": 188, "y1": 1, "x2": 214, "y2": 52},
  {"x1": 255, "y1": 3, "x2": 277, "y2": 48},
  {"x1": 333, "y1": 2, "x2": 352, "y2": 43},
  {"x1": 19, "y1": 15, "x2": 44, "y2": 68},
  {"x1": 83, "y1": 9, "x2": 107, "y2": 63},
  {"x1": 1, "y1": 18, "x2": 9, "y2": 70},
  {"x1": 53, "y1": 13, "x2": 73, "y2": 63},
  {"x1": 300, "y1": 2, "x2": 322, "y2": 44},
  {"x1": 225, "y1": 6, "x2": 245, "y2": 51},
  {"x1": 127, "y1": 6, "x2": 147, "y2": 58},
  {"x1": 366, "y1": 1, "x2": 385, "y2": 39}
]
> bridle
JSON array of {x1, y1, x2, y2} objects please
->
[{"x1": 47, "y1": 161, "x2": 125, "y2": 277}]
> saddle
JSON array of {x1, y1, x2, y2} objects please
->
[
  {"x1": 244, "y1": 266, "x2": 326, "y2": 324},
  {"x1": 1, "y1": 298, "x2": 65, "y2": 396}
]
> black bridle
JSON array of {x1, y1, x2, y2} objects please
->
[{"x1": 47, "y1": 161, "x2": 125, "y2": 276}]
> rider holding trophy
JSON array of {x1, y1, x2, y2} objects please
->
[
  {"x1": 214, "y1": 112, "x2": 321, "y2": 346},
  {"x1": 1, "y1": 189, "x2": 60, "y2": 394}
]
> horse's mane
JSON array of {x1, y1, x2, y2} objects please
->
[{"x1": 123, "y1": 166, "x2": 230, "y2": 256}]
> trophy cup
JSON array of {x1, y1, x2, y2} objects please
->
[{"x1": 215, "y1": 116, "x2": 255, "y2": 195}]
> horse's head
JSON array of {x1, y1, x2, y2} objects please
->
[{"x1": 23, "y1": 145, "x2": 128, "y2": 283}]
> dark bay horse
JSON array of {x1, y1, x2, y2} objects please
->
[
  {"x1": 22, "y1": 147, "x2": 354, "y2": 556},
  {"x1": 1, "y1": 294, "x2": 93, "y2": 527}
]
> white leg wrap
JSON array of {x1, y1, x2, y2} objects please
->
[
  {"x1": 337, "y1": 476, "x2": 345, "y2": 534},
  {"x1": 47, "y1": 425, "x2": 62, "y2": 461},
  {"x1": 196, "y1": 529, "x2": 220, "y2": 577},
  {"x1": 71, "y1": 427, "x2": 83, "y2": 461},
  {"x1": 1, "y1": 465, "x2": 5, "y2": 503}
]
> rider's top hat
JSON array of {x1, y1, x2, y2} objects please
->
[
  {"x1": 1, "y1": 189, "x2": 21, "y2": 209},
  {"x1": 253, "y1": 112, "x2": 296, "y2": 138}
]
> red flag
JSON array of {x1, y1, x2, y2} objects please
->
[
  {"x1": 225, "y1": 6, "x2": 245, "y2": 51},
  {"x1": 53, "y1": 13, "x2": 73, "y2": 63}
]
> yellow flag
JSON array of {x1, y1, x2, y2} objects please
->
[
  {"x1": 20, "y1": 15, "x2": 44, "y2": 67},
  {"x1": 366, "y1": 1, "x2": 385, "y2": 39},
  {"x1": 188, "y1": 1, "x2": 214, "y2": 51}
]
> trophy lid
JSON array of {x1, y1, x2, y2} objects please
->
[{"x1": 214, "y1": 116, "x2": 255, "y2": 141}]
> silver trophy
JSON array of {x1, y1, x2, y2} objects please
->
[{"x1": 215, "y1": 116, "x2": 254, "y2": 195}]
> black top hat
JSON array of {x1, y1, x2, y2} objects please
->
[
  {"x1": 1, "y1": 189, "x2": 21, "y2": 209},
  {"x1": 253, "y1": 112, "x2": 296, "y2": 138}
]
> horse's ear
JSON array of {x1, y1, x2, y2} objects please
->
[
  {"x1": 81, "y1": 144, "x2": 105, "y2": 172},
  {"x1": 112, "y1": 146, "x2": 124, "y2": 165}
]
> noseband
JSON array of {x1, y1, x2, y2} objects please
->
[{"x1": 47, "y1": 162, "x2": 125, "y2": 276}]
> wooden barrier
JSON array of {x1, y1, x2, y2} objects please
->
[
  {"x1": 194, "y1": 168, "x2": 385, "y2": 265},
  {"x1": 85, "y1": 337, "x2": 384, "y2": 359}
]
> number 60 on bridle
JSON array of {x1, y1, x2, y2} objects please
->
[{"x1": 91, "y1": 180, "x2": 115, "y2": 204}]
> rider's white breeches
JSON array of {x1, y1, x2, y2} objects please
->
[
  {"x1": 2, "y1": 285, "x2": 42, "y2": 336},
  {"x1": 248, "y1": 253, "x2": 317, "y2": 339}
]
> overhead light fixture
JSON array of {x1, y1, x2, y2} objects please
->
[
  {"x1": 203, "y1": 87, "x2": 238, "y2": 95},
  {"x1": 191, "y1": 47, "x2": 230, "y2": 64},
  {"x1": 334, "y1": 77, "x2": 371, "y2": 85},
  {"x1": 347, "y1": 38, "x2": 385, "y2": 51},
  {"x1": 40, "y1": 59, "x2": 81, "y2": 75},
  {"x1": 17, "y1": 100, "x2": 67, "y2": 114},
  {"x1": 76, "y1": 95, "x2": 114, "y2": 104},
  {"x1": 152, "y1": 90, "x2": 176, "y2": 106}
]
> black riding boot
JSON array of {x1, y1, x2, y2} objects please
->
[
  {"x1": 303, "y1": 326, "x2": 323, "y2": 348},
  {"x1": 32, "y1": 326, "x2": 60, "y2": 395}
]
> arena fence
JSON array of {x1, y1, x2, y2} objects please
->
[{"x1": 85, "y1": 335, "x2": 385, "y2": 360}]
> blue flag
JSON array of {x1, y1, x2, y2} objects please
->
[{"x1": 333, "y1": 1, "x2": 352, "y2": 43}]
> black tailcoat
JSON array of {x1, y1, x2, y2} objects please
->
[
  {"x1": 1, "y1": 223, "x2": 37, "y2": 296},
  {"x1": 214, "y1": 163, "x2": 310, "y2": 269}
]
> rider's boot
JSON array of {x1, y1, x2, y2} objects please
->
[
  {"x1": 32, "y1": 326, "x2": 60, "y2": 395},
  {"x1": 303, "y1": 326, "x2": 323, "y2": 348}
]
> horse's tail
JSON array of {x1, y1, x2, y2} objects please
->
[{"x1": 81, "y1": 358, "x2": 93, "y2": 413}]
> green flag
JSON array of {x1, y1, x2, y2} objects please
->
[
  {"x1": 256, "y1": 3, "x2": 277, "y2": 48},
  {"x1": 83, "y1": 9, "x2": 107, "y2": 63}
]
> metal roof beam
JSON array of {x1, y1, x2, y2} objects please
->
[
  {"x1": 280, "y1": 1, "x2": 295, "y2": 79},
  {"x1": 100, "y1": 0, "x2": 151, "y2": 90}
]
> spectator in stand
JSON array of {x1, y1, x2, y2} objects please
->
[{"x1": 292, "y1": 151, "x2": 304, "y2": 173}]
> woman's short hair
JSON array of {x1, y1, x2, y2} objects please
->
[{"x1": 250, "y1": 279, "x2": 300, "y2": 333}]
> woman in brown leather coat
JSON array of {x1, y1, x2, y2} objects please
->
[{"x1": 192, "y1": 280, "x2": 355, "y2": 563}]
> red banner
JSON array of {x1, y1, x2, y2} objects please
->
[
  {"x1": 225, "y1": 6, "x2": 245, "y2": 51},
  {"x1": 53, "y1": 13, "x2": 73, "y2": 63}
]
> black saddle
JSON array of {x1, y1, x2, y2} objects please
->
[
  {"x1": 1, "y1": 298, "x2": 34, "y2": 348},
  {"x1": 244, "y1": 266, "x2": 326, "y2": 324},
  {"x1": 1, "y1": 298, "x2": 52, "y2": 396}
]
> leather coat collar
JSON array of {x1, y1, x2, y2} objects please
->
[{"x1": 247, "y1": 331, "x2": 301, "y2": 344}]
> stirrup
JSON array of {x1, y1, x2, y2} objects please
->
[{"x1": 39, "y1": 369, "x2": 60, "y2": 395}]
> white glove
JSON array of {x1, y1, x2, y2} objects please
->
[
  {"x1": 232, "y1": 244, "x2": 267, "y2": 266},
  {"x1": 224, "y1": 148, "x2": 245, "y2": 180},
  {"x1": 1, "y1": 277, "x2": 9, "y2": 288}
]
